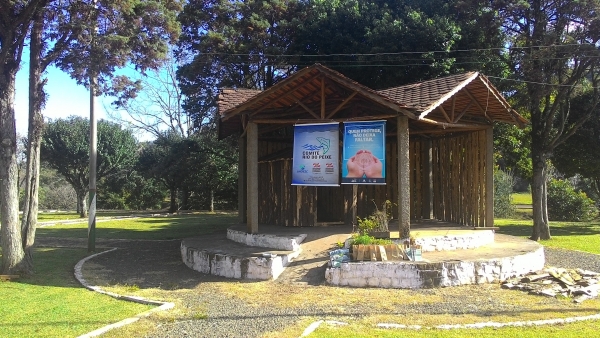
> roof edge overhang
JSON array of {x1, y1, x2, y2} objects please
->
[{"x1": 417, "y1": 72, "x2": 480, "y2": 120}]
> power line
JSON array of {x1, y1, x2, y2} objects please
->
[{"x1": 187, "y1": 43, "x2": 598, "y2": 58}]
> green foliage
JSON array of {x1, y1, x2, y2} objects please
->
[
  {"x1": 494, "y1": 123, "x2": 532, "y2": 180},
  {"x1": 494, "y1": 168, "x2": 515, "y2": 218},
  {"x1": 356, "y1": 217, "x2": 379, "y2": 235},
  {"x1": 51, "y1": 0, "x2": 182, "y2": 100},
  {"x1": 351, "y1": 233, "x2": 392, "y2": 246},
  {"x1": 176, "y1": 0, "x2": 301, "y2": 123},
  {"x1": 554, "y1": 93, "x2": 600, "y2": 185},
  {"x1": 356, "y1": 200, "x2": 393, "y2": 234},
  {"x1": 138, "y1": 128, "x2": 238, "y2": 212},
  {"x1": 41, "y1": 116, "x2": 138, "y2": 214},
  {"x1": 547, "y1": 179, "x2": 598, "y2": 222}
]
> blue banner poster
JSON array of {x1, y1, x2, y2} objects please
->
[
  {"x1": 292, "y1": 123, "x2": 340, "y2": 186},
  {"x1": 342, "y1": 120, "x2": 386, "y2": 184}
]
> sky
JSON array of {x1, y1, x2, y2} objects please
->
[{"x1": 14, "y1": 63, "x2": 112, "y2": 137}]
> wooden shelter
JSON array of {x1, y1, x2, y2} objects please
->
[{"x1": 217, "y1": 64, "x2": 526, "y2": 237}]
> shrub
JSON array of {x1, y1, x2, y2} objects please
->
[
  {"x1": 547, "y1": 179, "x2": 598, "y2": 222},
  {"x1": 494, "y1": 168, "x2": 515, "y2": 218}
]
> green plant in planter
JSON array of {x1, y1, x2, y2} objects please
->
[
  {"x1": 356, "y1": 199, "x2": 395, "y2": 235},
  {"x1": 351, "y1": 233, "x2": 392, "y2": 245}
]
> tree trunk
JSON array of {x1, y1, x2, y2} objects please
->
[
  {"x1": 530, "y1": 152, "x2": 551, "y2": 240},
  {"x1": 210, "y1": 189, "x2": 214, "y2": 212},
  {"x1": 20, "y1": 12, "x2": 45, "y2": 274},
  {"x1": 169, "y1": 188, "x2": 177, "y2": 213},
  {"x1": 181, "y1": 188, "x2": 189, "y2": 210},
  {"x1": 0, "y1": 71, "x2": 26, "y2": 274},
  {"x1": 77, "y1": 190, "x2": 87, "y2": 218}
]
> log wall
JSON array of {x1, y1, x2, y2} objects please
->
[
  {"x1": 255, "y1": 130, "x2": 490, "y2": 227},
  {"x1": 430, "y1": 130, "x2": 490, "y2": 227}
]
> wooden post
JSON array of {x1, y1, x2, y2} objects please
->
[
  {"x1": 422, "y1": 139, "x2": 433, "y2": 219},
  {"x1": 238, "y1": 136, "x2": 247, "y2": 224},
  {"x1": 247, "y1": 122, "x2": 259, "y2": 233},
  {"x1": 397, "y1": 116, "x2": 411, "y2": 238},
  {"x1": 344, "y1": 185, "x2": 358, "y2": 229},
  {"x1": 485, "y1": 126, "x2": 494, "y2": 227}
]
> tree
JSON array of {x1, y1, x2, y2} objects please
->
[
  {"x1": 0, "y1": 0, "x2": 48, "y2": 275},
  {"x1": 484, "y1": 0, "x2": 600, "y2": 240},
  {"x1": 553, "y1": 92, "x2": 600, "y2": 181},
  {"x1": 137, "y1": 133, "x2": 187, "y2": 213},
  {"x1": 176, "y1": 0, "x2": 302, "y2": 125},
  {"x1": 108, "y1": 52, "x2": 192, "y2": 139},
  {"x1": 41, "y1": 117, "x2": 138, "y2": 217},
  {"x1": 186, "y1": 128, "x2": 238, "y2": 211},
  {"x1": 287, "y1": 0, "x2": 509, "y2": 89},
  {"x1": 1, "y1": 0, "x2": 181, "y2": 274}
]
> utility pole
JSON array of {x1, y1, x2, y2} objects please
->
[{"x1": 88, "y1": 0, "x2": 98, "y2": 252}]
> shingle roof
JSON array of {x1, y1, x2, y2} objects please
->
[
  {"x1": 377, "y1": 72, "x2": 527, "y2": 127},
  {"x1": 217, "y1": 88, "x2": 262, "y2": 113},
  {"x1": 216, "y1": 65, "x2": 527, "y2": 138},
  {"x1": 378, "y1": 72, "x2": 477, "y2": 112}
]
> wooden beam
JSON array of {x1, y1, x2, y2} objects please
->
[
  {"x1": 419, "y1": 117, "x2": 489, "y2": 129},
  {"x1": 464, "y1": 88, "x2": 493, "y2": 123},
  {"x1": 321, "y1": 76, "x2": 326, "y2": 119},
  {"x1": 453, "y1": 99, "x2": 474, "y2": 123},
  {"x1": 422, "y1": 139, "x2": 433, "y2": 219},
  {"x1": 409, "y1": 126, "x2": 487, "y2": 135},
  {"x1": 344, "y1": 185, "x2": 358, "y2": 227},
  {"x1": 252, "y1": 114, "x2": 400, "y2": 124},
  {"x1": 326, "y1": 91, "x2": 358, "y2": 119},
  {"x1": 478, "y1": 76, "x2": 520, "y2": 125},
  {"x1": 297, "y1": 100, "x2": 321, "y2": 119},
  {"x1": 247, "y1": 122, "x2": 259, "y2": 233},
  {"x1": 397, "y1": 116, "x2": 411, "y2": 238},
  {"x1": 451, "y1": 95, "x2": 456, "y2": 122},
  {"x1": 438, "y1": 106, "x2": 452, "y2": 123},
  {"x1": 485, "y1": 127, "x2": 494, "y2": 227}
]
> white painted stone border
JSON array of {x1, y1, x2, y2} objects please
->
[
  {"x1": 74, "y1": 248, "x2": 175, "y2": 338},
  {"x1": 227, "y1": 227, "x2": 307, "y2": 251},
  {"x1": 326, "y1": 245, "x2": 545, "y2": 288},
  {"x1": 299, "y1": 314, "x2": 600, "y2": 337}
]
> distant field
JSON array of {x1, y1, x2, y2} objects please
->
[{"x1": 511, "y1": 192, "x2": 532, "y2": 205}]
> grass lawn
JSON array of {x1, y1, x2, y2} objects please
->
[
  {"x1": 0, "y1": 247, "x2": 152, "y2": 338},
  {"x1": 37, "y1": 212, "x2": 238, "y2": 240},
  {"x1": 511, "y1": 192, "x2": 532, "y2": 205},
  {"x1": 309, "y1": 320, "x2": 600, "y2": 338},
  {"x1": 495, "y1": 218, "x2": 600, "y2": 254},
  {"x1": 5, "y1": 211, "x2": 600, "y2": 337}
]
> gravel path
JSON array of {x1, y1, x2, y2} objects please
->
[
  {"x1": 544, "y1": 247, "x2": 600, "y2": 272},
  {"x1": 35, "y1": 237, "x2": 600, "y2": 338}
]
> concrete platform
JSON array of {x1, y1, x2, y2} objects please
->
[
  {"x1": 181, "y1": 234, "x2": 300, "y2": 280},
  {"x1": 326, "y1": 234, "x2": 545, "y2": 288},
  {"x1": 181, "y1": 223, "x2": 545, "y2": 287}
]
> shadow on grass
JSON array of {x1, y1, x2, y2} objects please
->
[
  {"x1": 1, "y1": 247, "x2": 92, "y2": 288},
  {"x1": 36, "y1": 213, "x2": 239, "y2": 240}
]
